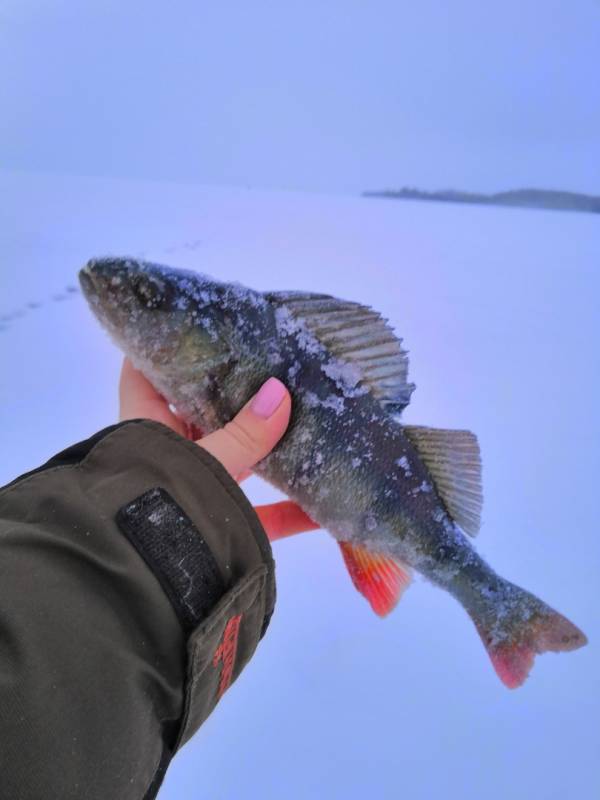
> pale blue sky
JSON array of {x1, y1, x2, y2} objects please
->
[{"x1": 2, "y1": 0, "x2": 599, "y2": 194}]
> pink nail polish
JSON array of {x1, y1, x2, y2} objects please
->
[{"x1": 250, "y1": 378, "x2": 287, "y2": 419}]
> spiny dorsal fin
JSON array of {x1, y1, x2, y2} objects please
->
[
  {"x1": 266, "y1": 290, "x2": 415, "y2": 415},
  {"x1": 338, "y1": 541, "x2": 412, "y2": 617},
  {"x1": 403, "y1": 425, "x2": 483, "y2": 537}
]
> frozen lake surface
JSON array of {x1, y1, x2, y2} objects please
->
[{"x1": 1, "y1": 170, "x2": 598, "y2": 799}]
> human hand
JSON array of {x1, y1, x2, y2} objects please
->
[{"x1": 119, "y1": 358, "x2": 319, "y2": 541}]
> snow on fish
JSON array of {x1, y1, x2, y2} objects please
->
[{"x1": 79, "y1": 256, "x2": 587, "y2": 688}]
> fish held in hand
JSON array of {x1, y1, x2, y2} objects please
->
[{"x1": 79, "y1": 257, "x2": 587, "y2": 688}]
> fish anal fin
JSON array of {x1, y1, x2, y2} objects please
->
[
  {"x1": 339, "y1": 541, "x2": 412, "y2": 617},
  {"x1": 404, "y1": 425, "x2": 483, "y2": 537}
]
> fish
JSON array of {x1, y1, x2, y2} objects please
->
[{"x1": 79, "y1": 256, "x2": 587, "y2": 688}]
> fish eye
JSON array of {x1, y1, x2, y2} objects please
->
[{"x1": 131, "y1": 275, "x2": 169, "y2": 310}]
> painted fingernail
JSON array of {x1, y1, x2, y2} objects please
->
[{"x1": 250, "y1": 377, "x2": 287, "y2": 419}]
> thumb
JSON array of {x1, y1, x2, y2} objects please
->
[{"x1": 197, "y1": 377, "x2": 291, "y2": 480}]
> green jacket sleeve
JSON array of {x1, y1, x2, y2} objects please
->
[{"x1": 0, "y1": 419, "x2": 276, "y2": 800}]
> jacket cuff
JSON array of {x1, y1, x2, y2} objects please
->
[
  {"x1": 2, "y1": 419, "x2": 276, "y2": 767},
  {"x1": 81, "y1": 419, "x2": 276, "y2": 746}
]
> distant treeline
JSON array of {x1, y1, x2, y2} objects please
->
[{"x1": 363, "y1": 187, "x2": 600, "y2": 215}]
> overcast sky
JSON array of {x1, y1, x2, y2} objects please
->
[{"x1": 2, "y1": 0, "x2": 599, "y2": 195}]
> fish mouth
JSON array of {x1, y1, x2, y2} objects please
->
[
  {"x1": 78, "y1": 265, "x2": 95, "y2": 297},
  {"x1": 79, "y1": 257, "x2": 142, "y2": 300}
]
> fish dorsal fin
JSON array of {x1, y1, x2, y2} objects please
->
[
  {"x1": 266, "y1": 290, "x2": 415, "y2": 415},
  {"x1": 403, "y1": 425, "x2": 483, "y2": 537},
  {"x1": 338, "y1": 541, "x2": 412, "y2": 617}
]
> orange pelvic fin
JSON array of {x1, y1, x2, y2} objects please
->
[{"x1": 339, "y1": 541, "x2": 412, "y2": 617}]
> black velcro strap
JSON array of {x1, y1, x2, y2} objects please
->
[{"x1": 116, "y1": 487, "x2": 226, "y2": 631}]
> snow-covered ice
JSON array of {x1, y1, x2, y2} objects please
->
[{"x1": 0, "y1": 170, "x2": 598, "y2": 800}]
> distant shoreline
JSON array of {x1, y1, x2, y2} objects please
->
[{"x1": 362, "y1": 187, "x2": 600, "y2": 215}]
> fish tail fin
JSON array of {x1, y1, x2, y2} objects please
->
[{"x1": 467, "y1": 579, "x2": 587, "y2": 689}]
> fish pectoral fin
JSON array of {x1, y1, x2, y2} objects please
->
[
  {"x1": 338, "y1": 541, "x2": 412, "y2": 617},
  {"x1": 403, "y1": 425, "x2": 483, "y2": 537}
]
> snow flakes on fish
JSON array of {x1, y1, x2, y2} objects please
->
[
  {"x1": 304, "y1": 390, "x2": 346, "y2": 415},
  {"x1": 274, "y1": 306, "x2": 323, "y2": 356},
  {"x1": 365, "y1": 514, "x2": 378, "y2": 532},
  {"x1": 395, "y1": 455, "x2": 412, "y2": 476},
  {"x1": 411, "y1": 480, "x2": 433, "y2": 496},
  {"x1": 267, "y1": 348, "x2": 284, "y2": 367},
  {"x1": 320, "y1": 358, "x2": 368, "y2": 398},
  {"x1": 227, "y1": 280, "x2": 269, "y2": 310}
]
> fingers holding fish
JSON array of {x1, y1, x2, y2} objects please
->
[
  {"x1": 235, "y1": 468, "x2": 253, "y2": 483},
  {"x1": 119, "y1": 357, "x2": 188, "y2": 437},
  {"x1": 119, "y1": 355, "x2": 291, "y2": 484},
  {"x1": 197, "y1": 377, "x2": 291, "y2": 480},
  {"x1": 254, "y1": 500, "x2": 320, "y2": 541}
]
